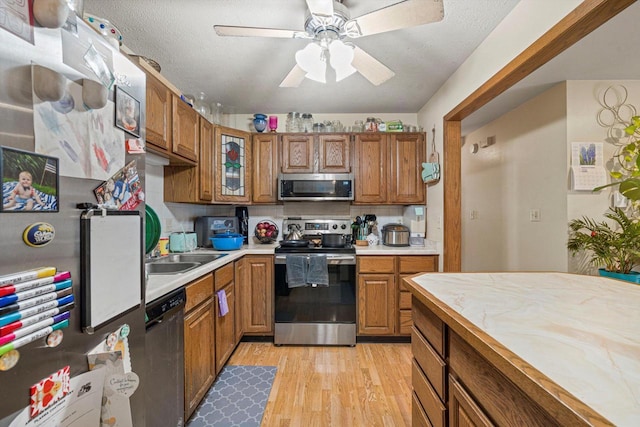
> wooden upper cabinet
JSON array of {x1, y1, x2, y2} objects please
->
[
  {"x1": 353, "y1": 133, "x2": 387, "y2": 203},
  {"x1": 145, "y1": 71, "x2": 172, "y2": 151},
  {"x1": 252, "y1": 133, "x2": 279, "y2": 203},
  {"x1": 318, "y1": 134, "x2": 350, "y2": 173},
  {"x1": 281, "y1": 134, "x2": 314, "y2": 173},
  {"x1": 172, "y1": 94, "x2": 199, "y2": 163},
  {"x1": 198, "y1": 118, "x2": 214, "y2": 202},
  {"x1": 214, "y1": 126, "x2": 251, "y2": 203},
  {"x1": 389, "y1": 133, "x2": 425, "y2": 204}
]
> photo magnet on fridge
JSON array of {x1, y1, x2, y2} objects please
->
[{"x1": 0, "y1": 146, "x2": 59, "y2": 212}]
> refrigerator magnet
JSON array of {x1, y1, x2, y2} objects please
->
[
  {"x1": 119, "y1": 324, "x2": 130, "y2": 338},
  {"x1": 22, "y1": 222, "x2": 55, "y2": 247},
  {"x1": 46, "y1": 330, "x2": 64, "y2": 347},
  {"x1": 0, "y1": 349, "x2": 20, "y2": 371},
  {"x1": 0, "y1": 146, "x2": 59, "y2": 213},
  {"x1": 106, "y1": 332, "x2": 118, "y2": 349}
]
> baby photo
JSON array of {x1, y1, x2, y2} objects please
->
[{"x1": 1, "y1": 146, "x2": 59, "y2": 212}]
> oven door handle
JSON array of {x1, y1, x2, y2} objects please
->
[{"x1": 275, "y1": 255, "x2": 356, "y2": 265}]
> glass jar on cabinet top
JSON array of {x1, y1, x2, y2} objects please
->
[
  {"x1": 365, "y1": 117, "x2": 378, "y2": 132},
  {"x1": 301, "y1": 113, "x2": 313, "y2": 132},
  {"x1": 286, "y1": 112, "x2": 301, "y2": 132},
  {"x1": 193, "y1": 92, "x2": 210, "y2": 118}
]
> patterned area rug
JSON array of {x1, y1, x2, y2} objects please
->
[{"x1": 187, "y1": 365, "x2": 277, "y2": 427}]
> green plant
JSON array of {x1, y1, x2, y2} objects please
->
[{"x1": 567, "y1": 207, "x2": 640, "y2": 274}]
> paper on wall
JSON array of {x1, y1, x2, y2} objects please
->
[{"x1": 570, "y1": 142, "x2": 608, "y2": 191}]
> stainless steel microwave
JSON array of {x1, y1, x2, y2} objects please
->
[{"x1": 278, "y1": 173, "x2": 354, "y2": 201}]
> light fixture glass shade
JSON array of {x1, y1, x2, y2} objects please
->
[
  {"x1": 295, "y1": 43, "x2": 326, "y2": 83},
  {"x1": 329, "y1": 40, "x2": 356, "y2": 82}
]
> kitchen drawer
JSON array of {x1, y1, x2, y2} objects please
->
[
  {"x1": 413, "y1": 392, "x2": 434, "y2": 427},
  {"x1": 398, "y1": 255, "x2": 437, "y2": 273},
  {"x1": 358, "y1": 256, "x2": 395, "y2": 273},
  {"x1": 214, "y1": 262, "x2": 234, "y2": 291},
  {"x1": 413, "y1": 360, "x2": 446, "y2": 427},
  {"x1": 185, "y1": 273, "x2": 214, "y2": 312},
  {"x1": 399, "y1": 309, "x2": 412, "y2": 334},
  {"x1": 399, "y1": 289, "x2": 412, "y2": 309},
  {"x1": 412, "y1": 327, "x2": 446, "y2": 400},
  {"x1": 413, "y1": 300, "x2": 446, "y2": 358}
]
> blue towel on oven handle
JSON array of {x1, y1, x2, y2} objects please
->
[
  {"x1": 286, "y1": 255, "x2": 308, "y2": 288},
  {"x1": 306, "y1": 255, "x2": 329, "y2": 286}
]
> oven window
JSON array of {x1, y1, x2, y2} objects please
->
[{"x1": 275, "y1": 263, "x2": 356, "y2": 323}]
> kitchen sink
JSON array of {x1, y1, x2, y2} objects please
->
[
  {"x1": 154, "y1": 253, "x2": 227, "y2": 264},
  {"x1": 145, "y1": 262, "x2": 201, "y2": 275}
]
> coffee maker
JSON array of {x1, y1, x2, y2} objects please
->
[{"x1": 235, "y1": 206, "x2": 249, "y2": 244}]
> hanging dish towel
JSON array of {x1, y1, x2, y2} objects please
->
[
  {"x1": 306, "y1": 255, "x2": 329, "y2": 286},
  {"x1": 217, "y1": 289, "x2": 229, "y2": 317},
  {"x1": 422, "y1": 126, "x2": 441, "y2": 184},
  {"x1": 286, "y1": 255, "x2": 308, "y2": 288}
]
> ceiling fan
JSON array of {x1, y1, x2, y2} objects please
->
[{"x1": 214, "y1": 0, "x2": 444, "y2": 87}]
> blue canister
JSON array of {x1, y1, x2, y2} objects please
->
[{"x1": 253, "y1": 114, "x2": 267, "y2": 132}]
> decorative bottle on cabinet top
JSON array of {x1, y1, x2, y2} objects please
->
[{"x1": 253, "y1": 114, "x2": 267, "y2": 132}]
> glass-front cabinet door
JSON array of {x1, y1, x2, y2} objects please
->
[{"x1": 214, "y1": 126, "x2": 251, "y2": 202}]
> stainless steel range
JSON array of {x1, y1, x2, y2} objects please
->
[{"x1": 274, "y1": 218, "x2": 356, "y2": 346}]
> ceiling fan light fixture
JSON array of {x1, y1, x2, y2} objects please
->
[
  {"x1": 295, "y1": 42, "x2": 326, "y2": 83},
  {"x1": 329, "y1": 39, "x2": 356, "y2": 82}
]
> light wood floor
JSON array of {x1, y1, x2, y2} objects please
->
[{"x1": 227, "y1": 342, "x2": 412, "y2": 427}]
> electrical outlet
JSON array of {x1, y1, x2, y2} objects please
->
[
  {"x1": 437, "y1": 215, "x2": 442, "y2": 230},
  {"x1": 529, "y1": 209, "x2": 541, "y2": 222},
  {"x1": 469, "y1": 210, "x2": 478, "y2": 220}
]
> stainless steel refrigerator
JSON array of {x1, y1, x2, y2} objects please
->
[{"x1": 0, "y1": 10, "x2": 146, "y2": 427}]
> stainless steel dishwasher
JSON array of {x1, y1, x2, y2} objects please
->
[{"x1": 145, "y1": 287, "x2": 186, "y2": 427}]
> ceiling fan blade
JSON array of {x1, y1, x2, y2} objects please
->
[
  {"x1": 305, "y1": 0, "x2": 334, "y2": 19},
  {"x1": 280, "y1": 64, "x2": 307, "y2": 88},
  {"x1": 214, "y1": 25, "x2": 308, "y2": 39},
  {"x1": 344, "y1": 0, "x2": 444, "y2": 38},
  {"x1": 351, "y1": 46, "x2": 395, "y2": 86}
]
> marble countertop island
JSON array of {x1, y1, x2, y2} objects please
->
[{"x1": 405, "y1": 272, "x2": 640, "y2": 426}]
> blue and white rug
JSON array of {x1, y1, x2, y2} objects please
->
[{"x1": 187, "y1": 365, "x2": 277, "y2": 427}]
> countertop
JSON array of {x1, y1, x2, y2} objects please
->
[
  {"x1": 146, "y1": 242, "x2": 438, "y2": 303},
  {"x1": 405, "y1": 272, "x2": 640, "y2": 426}
]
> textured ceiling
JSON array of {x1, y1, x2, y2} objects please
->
[{"x1": 83, "y1": 0, "x2": 520, "y2": 115}]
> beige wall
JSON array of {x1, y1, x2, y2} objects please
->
[
  {"x1": 462, "y1": 83, "x2": 568, "y2": 272},
  {"x1": 460, "y1": 80, "x2": 640, "y2": 273},
  {"x1": 415, "y1": 0, "x2": 583, "y2": 270}
]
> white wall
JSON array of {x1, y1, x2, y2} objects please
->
[
  {"x1": 462, "y1": 83, "x2": 568, "y2": 272},
  {"x1": 416, "y1": 0, "x2": 583, "y2": 270}
]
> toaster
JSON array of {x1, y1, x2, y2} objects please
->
[
  {"x1": 195, "y1": 216, "x2": 239, "y2": 248},
  {"x1": 169, "y1": 232, "x2": 197, "y2": 253}
]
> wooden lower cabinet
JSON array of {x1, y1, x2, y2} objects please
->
[
  {"x1": 411, "y1": 299, "x2": 561, "y2": 427},
  {"x1": 358, "y1": 272, "x2": 395, "y2": 335},
  {"x1": 214, "y1": 282, "x2": 235, "y2": 375},
  {"x1": 234, "y1": 258, "x2": 245, "y2": 343},
  {"x1": 241, "y1": 255, "x2": 274, "y2": 335},
  {"x1": 183, "y1": 273, "x2": 215, "y2": 421},
  {"x1": 358, "y1": 255, "x2": 438, "y2": 336}
]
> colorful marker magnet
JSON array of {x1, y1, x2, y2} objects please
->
[
  {"x1": 119, "y1": 324, "x2": 130, "y2": 338},
  {"x1": 0, "y1": 350, "x2": 19, "y2": 371},
  {"x1": 22, "y1": 223, "x2": 55, "y2": 247},
  {"x1": 46, "y1": 330, "x2": 63, "y2": 347},
  {"x1": 106, "y1": 332, "x2": 118, "y2": 349}
]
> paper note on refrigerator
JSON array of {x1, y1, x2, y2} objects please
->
[{"x1": 10, "y1": 368, "x2": 105, "y2": 427}]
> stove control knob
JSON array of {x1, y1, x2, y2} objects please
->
[
  {"x1": 332, "y1": 224, "x2": 338, "y2": 229},
  {"x1": 341, "y1": 224, "x2": 347, "y2": 230}
]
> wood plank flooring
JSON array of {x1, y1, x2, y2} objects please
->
[{"x1": 227, "y1": 342, "x2": 412, "y2": 427}]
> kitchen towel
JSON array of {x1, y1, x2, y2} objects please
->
[
  {"x1": 286, "y1": 255, "x2": 307, "y2": 288},
  {"x1": 306, "y1": 255, "x2": 329, "y2": 286},
  {"x1": 217, "y1": 290, "x2": 228, "y2": 317}
]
